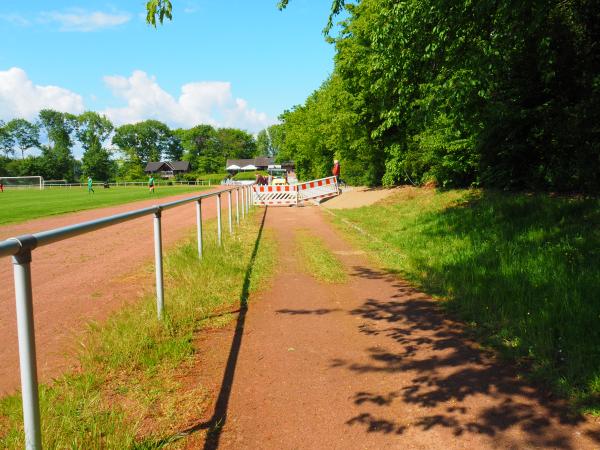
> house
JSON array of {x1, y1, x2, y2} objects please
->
[{"x1": 144, "y1": 161, "x2": 191, "y2": 178}]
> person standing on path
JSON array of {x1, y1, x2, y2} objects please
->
[
  {"x1": 87, "y1": 176, "x2": 95, "y2": 194},
  {"x1": 148, "y1": 175, "x2": 155, "y2": 194},
  {"x1": 332, "y1": 159, "x2": 341, "y2": 184}
]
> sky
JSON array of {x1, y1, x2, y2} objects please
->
[{"x1": 0, "y1": 0, "x2": 336, "y2": 146}]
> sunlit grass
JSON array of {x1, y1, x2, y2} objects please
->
[
  {"x1": 0, "y1": 185, "x2": 208, "y2": 225},
  {"x1": 0, "y1": 211, "x2": 275, "y2": 448},
  {"x1": 295, "y1": 229, "x2": 347, "y2": 283},
  {"x1": 330, "y1": 187, "x2": 600, "y2": 412}
]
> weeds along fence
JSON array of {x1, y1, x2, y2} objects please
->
[{"x1": 0, "y1": 184, "x2": 255, "y2": 450}]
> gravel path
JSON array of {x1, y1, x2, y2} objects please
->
[
  {"x1": 0, "y1": 187, "x2": 233, "y2": 395},
  {"x1": 192, "y1": 205, "x2": 599, "y2": 449}
]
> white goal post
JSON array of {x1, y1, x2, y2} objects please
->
[{"x1": 0, "y1": 176, "x2": 44, "y2": 190}]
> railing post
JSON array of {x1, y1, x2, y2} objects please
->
[
  {"x1": 11, "y1": 236, "x2": 42, "y2": 450},
  {"x1": 153, "y1": 208, "x2": 164, "y2": 320},
  {"x1": 246, "y1": 186, "x2": 250, "y2": 213},
  {"x1": 216, "y1": 194, "x2": 222, "y2": 246},
  {"x1": 227, "y1": 190, "x2": 233, "y2": 234},
  {"x1": 196, "y1": 199, "x2": 203, "y2": 258},
  {"x1": 241, "y1": 187, "x2": 245, "y2": 220},
  {"x1": 235, "y1": 188, "x2": 240, "y2": 225}
]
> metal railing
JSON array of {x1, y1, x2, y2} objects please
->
[
  {"x1": 0, "y1": 184, "x2": 255, "y2": 450},
  {"x1": 42, "y1": 180, "x2": 213, "y2": 188}
]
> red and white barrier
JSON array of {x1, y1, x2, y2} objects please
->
[
  {"x1": 253, "y1": 184, "x2": 298, "y2": 206},
  {"x1": 297, "y1": 176, "x2": 339, "y2": 203},
  {"x1": 252, "y1": 176, "x2": 339, "y2": 207}
]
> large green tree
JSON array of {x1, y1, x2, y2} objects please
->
[
  {"x1": 38, "y1": 109, "x2": 77, "y2": 181},
  {"x1": 112, "y1": 120, "x2": 182, "y2": 166},
  {"x1": 175, "y1": 124, "x2": 220, "y2": 172},
  {"x1": 4, "y1": 119, "x2": 40, "y2": 159},
  {"x1": 0, "y1": 120, "x2": 15, "y2": 157},
  {"x1": 76, "y1": 112, "x2": 115, "y2": 181},
  {"x1": 215, "y1": 128, "x2": 256, "y2": 160}
]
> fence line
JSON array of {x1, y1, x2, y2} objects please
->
[
  {"x1": 0, "y1": 184, "x2": 255, "y2": 450},
  {"x1": 41, "y1": 180, "x2": 213, "y2": 189}
]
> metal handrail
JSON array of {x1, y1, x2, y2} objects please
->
[
  {"x1": 0, "y1": 186, "x2": 233, "y2": 258},
  {"x1": 0, "y1": 184, "x2": 255, "y2": 449}
]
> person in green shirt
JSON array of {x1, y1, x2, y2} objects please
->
[
  {"x1": 148, "y1": 175, "x2": 155, "y2": 194},
  {"x1": 87, "y1": 176, "x2": 95, "y2": 194}
]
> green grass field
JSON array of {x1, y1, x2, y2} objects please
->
[
  {"x1": 0, "y1": 185, "x2": 208, "y2": 226},
  {"x1": 329, "y1": 188, "x2": 600, "y2": 413}
]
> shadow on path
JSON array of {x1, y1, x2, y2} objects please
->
[
  {"x1": 134, "y1": 207, "x2": 268, "y2": 449},
  {"x1": 333, "y1": 265, "x2": 595, "y2": 449}
]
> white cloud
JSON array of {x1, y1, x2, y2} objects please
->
[
  {"x1": 0, "y1": 67, "x2": 84, "y2": 120},
  {"x1": 0, "y1": 68, "x2": 273, "y2": 133},
  {"x1": 39, "y1": 9, "x2": 130, "y2": 32},
  {"x1": 0, "y1": 13, "x2": 30, "y2": 26},
  {"x1": 102, "y1": 70, "x2": 273, "y2": 132}
]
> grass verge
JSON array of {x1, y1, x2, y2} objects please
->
[
  {"x1": 295, "y1": 229, "x2": 347, "y2": 283},
  {"x1": 328, "y1": 187, "x2": 600, "y2": 413},
  {"x1": 0, "y1": 185, "x2": 208, "y2": 225},
  {"x1": 0, "y1": 210, "x2": 275, "y2": 448}
]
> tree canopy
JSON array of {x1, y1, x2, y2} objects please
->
[{"x1": 276, "y1": 0, "x2": 600, "y2": 192}]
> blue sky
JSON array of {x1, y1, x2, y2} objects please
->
[{"x1": 0, "y1": 0, "x2": 336, "y2": 136}]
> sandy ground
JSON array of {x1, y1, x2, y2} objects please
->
[
  {"x1": 186, "y1": 205, "x2": 599, "y2": 449},
  {"x1": 0, "y1": 186, "x2": 237, "y2": 395},
  {"x1": 323, "y1": 186, "x2": 399, "y2": 209}
]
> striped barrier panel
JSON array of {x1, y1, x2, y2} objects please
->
[
  {"x1": 252, "y1": 176, "x2": 339, "y2": 206},
  {"x1": 297, "y1": 176, "x2": 339, "y2": 203},
  {"x1": 253, "y1": 184, "x2": 298, "y2": 206}
]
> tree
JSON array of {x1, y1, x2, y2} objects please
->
[
  {"x1": 256, "y1": 130, "x2": 272, "y2": 157},
  {"x1": 38, "y1": 109, "x2": 77, "y2": 181},
  {"x1": 0, "y1": 120, "x2": 15, "y2": 157},
  {"x1": 112, "y1": 120, "x2": 181, "y2": 164},
  {"x1": 4, "y1": 119, "x2": 40, "y2": 159},
  {"x1": 76, "y1": 112, "x2": 115, "y2": 181},
  {"x1": 215, "y1": 128, "x2": 256, "y2": 160},
  {"x1": 175, "y1": 124, "x2": 219, "y2": 172},
  {"x1": 268, "y1": 124, "x2": 285, "y2": 160},
  {"x1": 146, "y1": 0, "x2": 345, "y2": 33},
  {"x1": 113, "y1": 120, "x2": 182, "y2": 179}
]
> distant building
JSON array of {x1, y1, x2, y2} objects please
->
[
  {"x1": 144, "y1": 161, "x2": 191, "y2": 178},
  {"x1": 225, "y1": 157, "x2": 275, "y2": 172},
  {"x1": 225, "y1": 157, "x2": 295, "y2": 174}
]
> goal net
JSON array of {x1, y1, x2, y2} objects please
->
[{"x1": 0, "y1": 176, "x2": 44, "y2": 190}]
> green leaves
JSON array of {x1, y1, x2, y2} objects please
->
[{"x1": 146, "y1": 0, "x2": 173, "y2": 27}]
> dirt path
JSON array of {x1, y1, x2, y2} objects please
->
[
  {"x1": 192, "y1": 206, "x2": 599, "y2": 449},
  {"x1": 0, "y1": 187, "x2": 235, "y2": 395},
  {"x1": 323, "y1": 186, "x2": 398, "y2": 209}
]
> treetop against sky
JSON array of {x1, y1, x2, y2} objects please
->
[{"x1": 0, "y1": 0, "x2": 335, "y2": 133}]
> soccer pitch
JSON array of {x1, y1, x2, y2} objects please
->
[{"x1": 0, "y1": 185, "x2": 209, "y2": 226}]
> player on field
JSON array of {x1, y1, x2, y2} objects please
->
[
  {"x1": 148, "y1": 175, "x2": 155, "y2": 194},
  {"x1": 87, "y1": 176, "x2": 95, "y2": 194},
  {"x1": 0, "y1": 181, "x2": 3, "y2": 193}
]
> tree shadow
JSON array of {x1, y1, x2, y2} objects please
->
[
  {"x1": 336, "y1": 265, "x2": 594, "y2": 448},
  {"x1": 275, "y1": 308, "x2": 340, "y2": 315},
  {"x1": 133, "y1": 207, "x2": 269, "y2": 449}
]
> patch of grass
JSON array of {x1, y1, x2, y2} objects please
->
[
  {"x1": 0, "y1": 210, "x2": 276, "y2": 448},
  {"x1": 329, "y1": 187, "x2": 600, "y2": 412},
  {"x1": 0, "y1": 185, "x2": 208, "y2": 225},
  {"x1": 295, "y1": 229, "x2": 347, "y2": 283}
]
